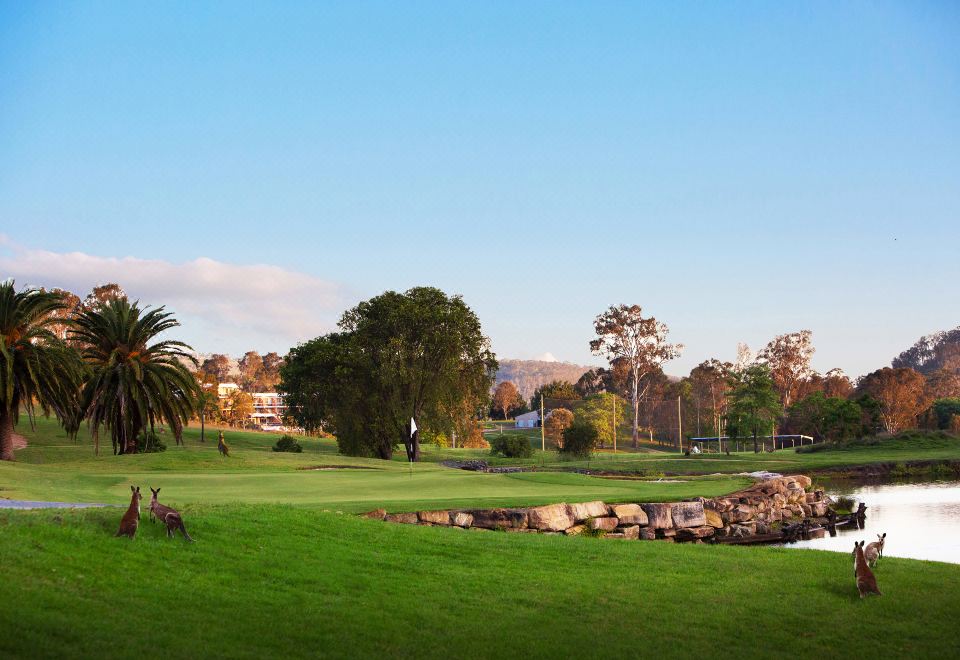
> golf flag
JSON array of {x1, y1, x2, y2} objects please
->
[{"x1": 410, "y1": 417, "x2": 417, "y2": 438}]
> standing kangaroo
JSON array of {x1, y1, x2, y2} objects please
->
[
  {"x1": 149, "y1": 487, "x2": 194, "y2": 542},
  {"x1": 115, "y1": 486, "x2": 142, "y2": 539},
  {"x1": 217, "y1": 431, "x2": 230, "y2": 457},
  {"x1": 852, "y1": 540, "x2": 882, "y2": 598},
  {"x1": 864, "y1": 533, "x2": 887, "y2": 567}
]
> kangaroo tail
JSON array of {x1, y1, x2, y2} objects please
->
[{"x1": 179, "y1": 521, "x2": 194, "y2": 542}]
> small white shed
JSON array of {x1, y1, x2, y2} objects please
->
[{"x1": 514, "y1": 411, "x2": 540, "y2": 429}]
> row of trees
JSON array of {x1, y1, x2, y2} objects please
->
[
  {"x1": 197, "y1": 351, "x2": 284, "y2": 392},
  {"x1": 0, "y1": 280, "x2": 198, "y2": 459}
]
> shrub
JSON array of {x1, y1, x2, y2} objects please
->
[
  {"x1": 559, "y1": 420, "x2": 597, "y2": 459},
  {"x1": 489, "y1": 435, "x2": 533, "y2": 458},
  {"x1": 136, "y1": 430, "x2": 166, "y2": 453},
  {"x1": 273, "y1": 435, "x2": 303, "y2": 453},
  {"x1": 545, "y1": 408, "x2": 574, "y2": 448}
]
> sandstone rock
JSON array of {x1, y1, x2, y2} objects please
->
[
  {"x1": 642, "y1": 503, "x2": 673, "y2": 529},
  {"x1": 450, "y1": 511, "x2": 474, "y2": 528},
  {"x1": 604, "y1": 533, "x2": 626, "y2": 539},
  {"x1": 804, "y1": 492, "x2": 817, "y2": 504},
  {"x1": 619, "y1": 525, "x2": 640, "y2": 539},
  {"x1": 724, "y1": 504, "x2": 755, "y2": 524},
  {"x1": 527, "y1": 503, "x2": 574, "y2": 531},
  {"x1": 418, "y1": 510, "x2": 451, "y2": 525},
  {"x1": 659, "y1": 527, "x2": 677, "y2": 538},
  {"x1": 772, "y1": 493, "x2": 786, "y2": 508},
  {"x1": 361, "y1": 508, "x2": 387, "y2": 521},
  {"x1": 469, "y1": 508, "x2": 528, "y2": 530},
  {"x1": 704, "y1": 509, "x2": 724, "y2": 529},
  {"x1": 639, "y1": 527, "x2": 657, "y2": 540},
  {"x1": 565, "y1": 524, "x2": 586, "y2": 536},
  {"x1": 800, "y1": 504, "x2": 813, "y2": 518},
  {"x1": 670, "y1": 502, "x2": 706, "y2": 528},
  {"x1": 755, "y1": 522, "x2": 771, "y2": 535},
  {"x1": 590, "y1": 517, "x2": 619, "y2": 532},
  {"x1": 507, "y1": 528, "x2": 539, "y2": 534},
  {"x1": 569, "y1": 501, "x2": 610, "y2": 521},
  {"x1": 675, "y1": 525, "x2": 715, "y2": 541},
  {"x1": 768, "y1": 509, "x2": 782, "y2": 522},
  {"x1": 385, "y1": 512, "x2": 418, "y2": 525},
  {"x1": 788, "y1": 475, "x2": 813, "y2": 489},
  {"x1": 810, "y1": 502, "x2": 829, "y2": 517},
  {"x1": 610, "y1": 503, "x2": 648, "y2": 526}
]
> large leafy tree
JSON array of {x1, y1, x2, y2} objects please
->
[
  {"x1": 72, "y1": 299, "x2": 198, "y2": 455},
  {"x1": 491, "y1": 381, "x2": 523, "y2": 419},
  {"x1": 757, "y1": 330, "x2": 815, "y2": 408},
  {"x1": 0, "y1": 281, "x2": 85, "y2": 461},
  {"x1": 577, "y1": 392, "x2": 626, "y2": 449},
  {"x1": 590, "y1": 304, "x2": 682, "y2": 448},
  {"x1": 688, "y1": 359, "x2": 735, "y2": 438},
  {"x1": 725, "y1": 364, "x2": 782, "y2": 453},
  {"x1": 856, "y1": 367, "x2": 931, "y2": 434},
  {"x1": 529, "y1": 379, "x2": 578, "y2": 412},
  {"x1": 280, "y1": 287, "x2": 497, "y2": 461}
]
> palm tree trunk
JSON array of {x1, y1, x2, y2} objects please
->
[{"x1": 0, "y1": 409, "x2": 15, "y2": 461}]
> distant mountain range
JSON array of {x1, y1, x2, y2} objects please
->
[{"x1": 494, "y1": 359, "x2": 596, "y2": 400}]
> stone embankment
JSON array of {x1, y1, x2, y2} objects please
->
[{"x1": 363, "y1": 475, "x2": 832, "y2": 543}]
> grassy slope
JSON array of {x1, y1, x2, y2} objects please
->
[
  {"x1": 1, "y1": 506, "x2": 958, "y2": 659},
  {"x1": 3, "y1": 418, "x2": 960, "y2": 659}
]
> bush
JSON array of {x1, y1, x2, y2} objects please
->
[
  {"x1": 136, "y1": 430, "x2": 166, "y2": 453},
  {"x1": 559, "y1": 420, "x2": 597, "y2": 459},
  {"x1": 489, "y1": 435, "x2": 533, "y2": 458},
  {"x1": 272, "y1": 435, "x2": 303, "y2": 453}
]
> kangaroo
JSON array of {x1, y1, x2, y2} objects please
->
[
  {"x1": 864, "y1": 533, "x2": 887, "y2": 566},
  {"x1": 217, "y1": 431, "x2": 230, "y2": 457},
  {"x1": 852, "y1": 540, "x2": 882, "y2": 598},
  {"x1": 149, "y1": 487, "x2": 194, "y2": 542},
  {"x1": 115, "y1": 486, "x2": 142, "y2": 539}
]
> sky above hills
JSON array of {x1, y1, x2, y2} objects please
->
[{"x1": 2, "y1": 2, "x2": 958, "y2": 378}]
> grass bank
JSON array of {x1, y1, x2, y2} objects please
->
[{"x1": 1, "y1": 505, "x2": 958, "y2": 659}]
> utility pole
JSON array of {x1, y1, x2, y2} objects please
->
[
  {"x1": 677, "y1": 395, "x2": 683, "y2": 454},
  {"x1": 540, "y1": 395, "x2": 545, "y2": 452}
]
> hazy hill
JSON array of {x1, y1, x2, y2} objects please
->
[{"x1": 495, "y1": 359, "x2": 595, "y2": 400}]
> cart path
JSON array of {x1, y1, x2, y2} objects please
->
[{"x1": 0, "y1": 500, "x2": 114, "y2": 510}]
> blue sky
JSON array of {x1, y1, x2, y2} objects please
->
[{"x1": 1, "y1": 2, "x2": 958, "y2": 377}]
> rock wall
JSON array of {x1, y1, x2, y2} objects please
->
[{"x1": 362, "y1": 475, "x2": 833, "y2": 543}]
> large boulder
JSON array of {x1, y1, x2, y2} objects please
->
[
  {"x1": 384, "y1": 512, "x2": 418, "y2": 525},
  {"x1": 639, "y1": 527, "x2": 657, "y2": 540},
  {"x1": 565, "y1": 524, "x2": 587, "y2": 536},
  {"x1": 670, "y1": 502, "x2": 706, "y2": 528},
  {"x1": 675, "y1": 526, "x2": 715, "y2": 542},
  {"x1": 704, "y1": 509, "x2": 724, "y2": 529},
  {"x1": 569, "y1": 501, "x2": 610, "y2": 521},
  {"x1": 527, "y1": 503, "x2": 575, "y2": 531},
  {"x1": 418, "y1": 510, "x2": 451, "y2": 525},
  {"x1": 589, "y1": 517, "x2": 619, "y2": 532},
  {"x1": 450, "y1": 511, "x2": 474, "y2": 528},
  {"x1": 724, "y1": 504, "x2": 755, "y2": 524},
  {"x1": 361, "y1": 508, "x2": 387, "y2": 521},
  {"x1": 469, "y1": 508, "x2": 529, "y2": 530},
  {"x1": 619, "y1": 525, "x2": 640, "y2": 539},
  {"x1": 788, "y1": 475, "x2": 813, "y2": 489},
  {"x1": 642, "y1": 503, "x2": 673, "y2": 529},
  {"x1": 611, "y1": 504, "x2": 648, "y2": 526},
  {"x1": 810, "y1": 501, "x2": 829, "y2": 517}
]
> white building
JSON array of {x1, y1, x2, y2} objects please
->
[
  {"x1": 217, "y1": 383, "x2": 291, "y2": 431},
  {"x1": 514, "y1": 411, "x2": 540, "y2": 429}
]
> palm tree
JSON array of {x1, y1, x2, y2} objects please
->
[
  {"x1": 0, "y1": 280, "x2": 84, "y2": 461},
  {"x1": 72, "y1": 299, "x2": 199, "y2": 455}
]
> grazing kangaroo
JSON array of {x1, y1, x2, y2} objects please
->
[
  {"x1": 864, "y1": 533, "x2": 887, "y2": 567},
  {"x1": 148, "y1": 487, "x2": 194, "y2": 542},
  {"x1": 217, "y1": 431, "x2": 230, "y2": 457},
  {"x1": 115, "y1": 486, "x2": 142, "y2": 539},
  {"x1": 852, "y1": 540, "x2": 882, "y2": 598}
]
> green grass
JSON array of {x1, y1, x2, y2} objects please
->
[
  {"x1": 1, "y1": 505, "x2": 958, "y2": 659},
  {"x1": 3, "y1": 417, "x2": 960, "y2": 658}
]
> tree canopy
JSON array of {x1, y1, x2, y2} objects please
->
[{"x1": 280, "y1": 287, "x2": 497, "y2": 460}]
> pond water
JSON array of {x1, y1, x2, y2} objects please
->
[{"x1": 787, "y1": 478, "x2": 960, "y2": 565}]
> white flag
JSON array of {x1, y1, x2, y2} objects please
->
[{"x1": 410, "y1": 417, "x2": 418, "y2": 437}]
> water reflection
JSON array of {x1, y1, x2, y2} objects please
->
[{"x1": 788, "y1": 479, "x2": 960, "y2": 565}]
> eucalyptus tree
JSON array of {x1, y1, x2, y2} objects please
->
[
  {"x1": 72, "y1": 299, "x2": 198, "y2": 454},
  {"x1": 725, "y1": 364, "x2": 782, "y2": 453},
  {"x1": 0, "y1": 280, "x2": 84, "y2": 460}
]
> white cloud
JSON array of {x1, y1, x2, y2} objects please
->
[{"x1": 0, "y1": 235, "x2": 347, "y2": 354}]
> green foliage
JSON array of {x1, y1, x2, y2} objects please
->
[
  {"x1": 71, "y1": 299, "x2": 198, "y2": 455},
  {"x1": 489, "y1": 435, "x2": 533, "y2": 458},
  {"x1": 725, "y1": 364, "x2": 782, "y2": 451},
  {"x1": 530, "y1": 380, "x2": 577, "y2": 411},
  {"x1": 272, "y1": 435, "x2": 303, "y2": 453},
  {"x1": 787, "y1": 392, "x2": 861, "y2": 442},
  {"x1": 560, "y1": 419, "x2": 597, "y2": 458},
  {"x1": 279, "y1": 287, "x2": 497, "y2": 460},
  {"x1": 932, "y1": 398, "x2": 960, "y2": 430},
  {"x1": 0, "y1": 280, "x2": 85, "y2": 459},
  {"x1": 136, "y1": 430, "x2": 167, "y2": 453},
  {"x1": 576, "y1": 393, "x2": 627, "y2": 447}
]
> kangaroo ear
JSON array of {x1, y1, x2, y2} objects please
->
[
  {"x1": 130, "y1": 485, "x2": 135, "y2": 492},
  {"x1": 136, "y1": 486, "x2": 140, "y2": 492}
]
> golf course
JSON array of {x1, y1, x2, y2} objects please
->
[{"x1": 2, "y1": 418, "x2": 960, "y2": 659}]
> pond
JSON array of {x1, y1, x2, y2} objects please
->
[{"x1": 787, "y1": 477, "x2": 960, "y2": 565}]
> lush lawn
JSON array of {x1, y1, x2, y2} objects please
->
[{"x1": 1, "y1": 505, "x2": 958, "y2": 659}]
